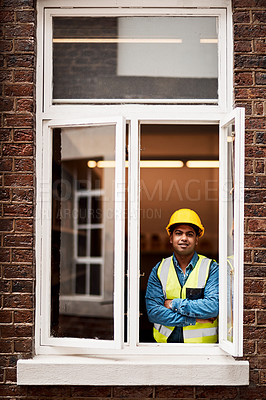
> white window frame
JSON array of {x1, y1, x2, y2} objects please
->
[{"x1": 17, "y1": 0, "x2": 249, "y2": 386}]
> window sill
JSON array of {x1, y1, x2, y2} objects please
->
[{"x1": 17, "y1": 354, "x2": 249, "y2": 386}]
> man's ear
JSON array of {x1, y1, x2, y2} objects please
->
[
  {"x1": 195, "y1": 236, "x2": 199, "y2": 246},
  {"x1": 169, "y1": 233, "x2": 173, "y2": 244}
]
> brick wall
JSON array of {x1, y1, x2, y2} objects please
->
[{"x1": 0, "y1": 0, "x2": 265, "y2": 399}]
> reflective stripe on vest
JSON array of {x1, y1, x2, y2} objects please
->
[{"x1": 153, "y1": 255, "x2": 218, "y2": 343}]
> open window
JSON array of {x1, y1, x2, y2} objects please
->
[{"x1": 40, "y1": 118, "x2": 125, "y2": 349}]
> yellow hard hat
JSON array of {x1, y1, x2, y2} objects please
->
[{"x1": 166, "y1": 208, "x2": 205, "y2": 237}]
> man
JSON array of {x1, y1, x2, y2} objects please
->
[{"x1": 145, "y1": 208, "x2": 219, "y2": 343}]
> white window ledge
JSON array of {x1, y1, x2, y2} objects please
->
[{"x1": 17, "y1": 355, "x2": 249, "y2": 386}]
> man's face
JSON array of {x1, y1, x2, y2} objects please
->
[{"x1": 170, "y1": 224, "x2": 198, "y2": 257}]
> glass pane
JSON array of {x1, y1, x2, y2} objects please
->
[
  {"x1": 140, "y1": 124, "x2": 219, "y2": 342},
  {"x1": 53, "y1": 16, "x2": 218, "y2": 101},
  {"x1": 226, "y1": 123, "x2": 235, "y2": 343},
  {"x1": 90, "y1": 264, "x2": 101, "y2": 295},
  {"x1": 75, "y1": 263, "x2": 86, "y2": 294},
  {"x1": 51, "y1": 124, "x2": 116, "y2": 340}
]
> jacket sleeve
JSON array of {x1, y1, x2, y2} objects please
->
[
  {"x1": 171, "y1": 261, "x2": 219, "y2": 318},
  {"x1": 145, "y1": 263, "x2": 196, "y2": 327}
]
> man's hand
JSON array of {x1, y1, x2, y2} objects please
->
[
  {"x1": 196, "y1": 317, "x2": 217, "y2": 324},
  {"x1": 164, "y1": 300, "x2": 173, "y2": 309}
]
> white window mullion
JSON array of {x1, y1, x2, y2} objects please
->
[{"x1": 128, "y1": 118, "x2": 140, "y2": 348}]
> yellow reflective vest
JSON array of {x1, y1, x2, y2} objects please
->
[{"x1": 153, "y1": 255, "x2": 218, "y2": 343}]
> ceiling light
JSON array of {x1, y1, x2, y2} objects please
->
[
  {"x1": 200, "y1": 38, "x2": 218, "y2": 44},
  {"x1": 186, "y1": 160, "x2": 219, "y2": 168},
  {"x1": 53, "y1": 38, "x2": 183, "y2": 44},
  {"x1": 87, "y1": 160, "x2": 184, "y2": 168}
]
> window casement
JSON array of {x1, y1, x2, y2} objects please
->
[{"x1": 17, "y1": 0, "x2": 249, "y2": 386}]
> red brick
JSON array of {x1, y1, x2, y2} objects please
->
[
  {"x1": 0, "y1": 158, "x2": 13, "y2": 171},
  {"x1": 14, "y1": 158, "x2": 33, "y2": 171},
  {"x1": 0, "y1": 11, "x2": 15, "y2": 23},
  {"x1": 3, "y1": 293, "x2": 33, "y2": 309},
  {"x1": 234, "y1": 40, "x2": 252, "y2": 52},
  {"x1": 234, "y1": 71, "x2": 253, "y2": 86},
  {"x1": 0, "y1": 279, "x2": 12, "y2": 292},
  {"x1": 14, "y1": 38, "x2": 34, "y2": 52},
  {"x1": 4, "y1": 83, "x2": 33, "y2": 97},
  {"x1": 0, "y1": 310, "x2": 13, "y2": 323},
  {"x1": 4, "y1": 234, "x2": 33, "y2": 247},
  {"x1": 4, "y1": 174, "x2": 33, "y2": 187},
  {"x1": 235, "y1": 87, "x2": 265, "y2": 99},
  {"x1": 6, "y1": 54, "x2": 34, "y2": 68},
  {"x1": 255, "y1": 72, "x2": 266, "y2": 85},
  {"x1": 14, "y1": 338, "x2": 32, "y2": 353},
  {"x1": 195, "y1": 386, "x2": 238, "y2": 399},
  {"x1": 0, "y1": 128, "x2": 12, "y2": 141},
  {"x1": 3, "y1": 0, "x2": 34, "y2": 6},
  {"x1": 245, "y1": 146, "x2": 266, "y2": 158},
  {"x1": 4, "y1": 204, "x2": 33, "y2": 217},
  {"x1": 260, "y1": 370, "x2": 266, "y2": 384},
  {"x1": 0, "y1": 340, "x2": 13, "y2": 353},
  {"x1": 250, "y1": 369, "x2": 260, "y2": 385},
  {"x1": 245, "y1": 175, "x2": 266, "y2": 188},
  {"x1": 2, "y1": 143, "x2": 33, "y2": 156},
  {"x1": 244, "y1": 249, "x2": 252, "y2": 263},
  {"x1": 248, "y1": 218, "x2": 266, "y2": 232},
  {"x1": 11, "y1": 248, "x2": 33, "y2": 262},
  {"x1": 13, "y1": 70, "x2": 34, "y2": 83},
  {"x1": 253, "y1": 101, "x2": 264, "y2": 116},
  {"x1": 255, "y1": 131, "x2": 266, "y2": 144},
  {"x1": 5, "y1": 367, "x2": 17, "y2": 383},
  {"x1": 0, "y1": 385, "x2": 27, "y2": 398},
  {"x1": 245, "y1": 158, "x2": 253, "y2": 174},
  {"x1": 16, "y1": 10, "x2": 35, "y2": 23},
  {"x1": 234, "y1": 24, "x2": 266, "y2": 39},
  {"x1": 233, "y1": 0, "x2": 266, "y2": 7},
  {"x1": 12, "y1": 188, "x2": 33, "y2": 203},
  {"x1": 14, "y1": 219, "x2": 33, "y2": 233},
  {"x1": 0, "y1": 219, "x2": 13, "y2": 232},
  {"x1": 13, "y1": 129, "x2": 33, "y2": 141},
  {"x1": 258, "y1": 340, "x2": 266, "y2": 354},
  {"x1": 257, "y1": 310, "x2": 266, "y2": 325},
  {"x1": 27, "y1": 386, "x2": 71, "y2": 397},
  {"x1": 254, "y1": 250, "x2": 266, "y2": 263},
  {"x1": 16, "y1": 98, "x2": 34, "y2": 112},
  {"x1": 243, "y1": 339, "x2": 256, "y2": 355},
  {"x1": 0, "y1": 97, "x2": 14, "y2": 111},
  {"x1": 0, "y1": 248, "x2": 11, "y2": 262},
  {"x1": 233, "y1": 11, "x2": 251, "y2": 24},
  {"x1": 235, "y1": 54, "x2": 266, "y2": 69},
  {"x1": 0, "y1": 70, "x2": 13, "y2": 83},
  {"x1": 70, "y1": 386, "x2": 112, "y2": 397},
  {"x1": 4, "y1": 24, "x2": 34, "y2": 38},
  {"x1": 244, "y1": 295, "x2": 263, "y2": 309},
  {"x1": 252, "y1": 11, "x2": 266, "y2": 23},
  {"x1": 4, "y1": 114, "x2": 33, "y2": 127},
  {"x1": 246, "y1": 117, "x2": 266, "y2": 129},
  {"x1": 3, "y1": 264, "x2": 33, "y2": 279},
  {"x1": 244, "y1": 234, "x2": 266, "y2": 248},
  {"x1": 245, "y1": 190, "x2": 266, "y2": 203},
  {"x1": 255, "y1": 160, "x2": 265, "y2": 174},
  {"x1": 244, "y1": 278, "x2": 264, "y2": 293},
  {"x1": 254, "y1": 39, "x2": 266, "y2": 53},
  {"x1": 245, "y1": 265, "x2": 266, "y2": 278},
  {"x1": 1, "y1": 324, "x2": 33, "y2": 338},
  {"x1": 244, "y1": 326, "x2": 266, "y2": 340},
  {"x1": 0, "y1": 188, "x2": 11, "y2": 201},
  {"x1": 14, "y1": 309, "x2": 33, "y2": 323},
  {"x1": 114, "y1": 386, "x2": 153, "y2": 398},
  {"x1": 244, "y1": 310, "x2": 255, "y2": 325},
  {"x1": 0, "y1": 39, "x2": 13, "y2": 52}
]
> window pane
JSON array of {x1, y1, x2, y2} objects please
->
[
  {"x1": 53, "y1": 16, "x2": 218, "y2": 101},
  {"x1": 227, "y1": 123, "x2": 235, "y2": 343},
  {"x1": 51, "y1": 124, "x2": 115, "y2": 340},
  {"x1": 139, "y1": 124, "x2": 219, "y2": 342}
]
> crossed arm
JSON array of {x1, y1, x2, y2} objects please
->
[{"x1": 145, "y1": 261, "x2": 219, "y2": 327}]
